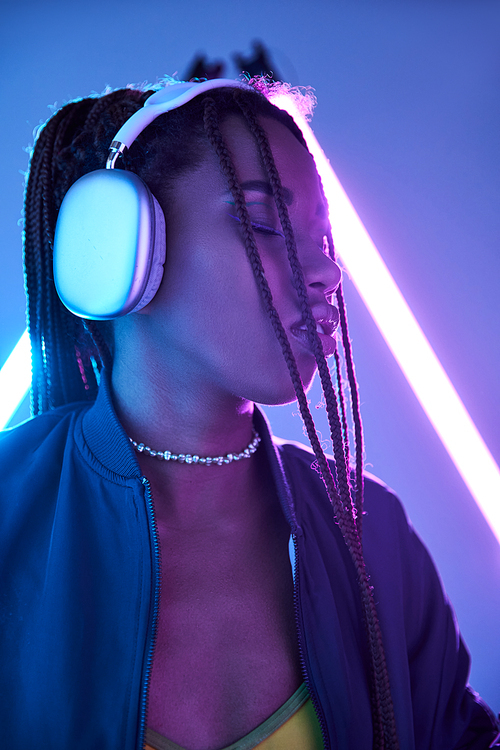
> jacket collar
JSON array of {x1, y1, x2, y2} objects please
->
[
  {"x1": 81, "y1": 369, "x2": 141, "y2": 479},
  {"x1": 81, "y1": 370, "x2": 298, "y2": 530}
]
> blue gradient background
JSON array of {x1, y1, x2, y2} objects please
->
[{"x1": 1, "y1": 0, "x2": 499, "y2": 708}]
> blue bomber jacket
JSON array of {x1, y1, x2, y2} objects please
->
[{"x1": 0, "y1": 373, "x2": 498, "y2": 750}]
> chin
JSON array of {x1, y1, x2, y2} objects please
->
[{"x1": 249, "y1": 367, "x2": 317, "y2": 408}]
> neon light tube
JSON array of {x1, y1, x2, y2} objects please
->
[
  {"x1": 272, "y1": 93, "x2": 500, "y2": 544},
  {"x1": 0, "y1": 329, "x2": 31, "y2": 430}
]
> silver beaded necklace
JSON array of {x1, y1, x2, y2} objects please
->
[{"x1": 129, "y1": 430, "x2": 261, "y2": 466}]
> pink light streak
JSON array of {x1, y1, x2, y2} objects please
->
[{"x1": 272, "y1": 92, "x2": 500, "y2": 544}]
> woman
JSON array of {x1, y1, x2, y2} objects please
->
[{"x1": 0, "y1": 77, "x2": 498, "y2": 749}]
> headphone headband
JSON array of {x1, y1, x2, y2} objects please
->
[{"x1": 107, "y1": 79, "x2": 253, "y2": 168}]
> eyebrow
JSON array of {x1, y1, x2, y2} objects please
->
[
  {"x1": 229, "y1": 179, "x2": 328, "y2": 220},
  {"x1": 237, "y1": 180, "x2": 294, "y2": 206}
]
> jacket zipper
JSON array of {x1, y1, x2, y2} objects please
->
[
  {"x1": 137, "y1": 471, "x2": 330, "y2": 749},
  {"x1": 291, "y1": 532, "x2": 331, "y2": 750},
  {"x1": 137, "y1": 476, "x2": 162, "y2": 750},
  {"x1": 275, "y1": 450, "x2": 331, "y2": 748}
]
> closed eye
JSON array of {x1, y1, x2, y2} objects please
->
[{"x1": 228, "y1": 213, "x2": 285, "y2": 239}]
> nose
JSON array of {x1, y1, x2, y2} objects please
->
[{"x1": 302, "y1": 244, "x2": 342, "y2": 297}]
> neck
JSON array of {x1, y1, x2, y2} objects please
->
[
  {"x1": 111, "y1": 354, "x2": 256, "y2": 460},
  {"x1": 108, "y1": 321, "x2": 276, "y2": 521}
]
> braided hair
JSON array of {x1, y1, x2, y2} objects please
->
[{"x1": 23, "y1": 79, "x2": 399, "y2": 748}]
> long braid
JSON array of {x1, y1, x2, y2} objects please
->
[
  {"x1": 226, "y1": 94, "x2": 398, "y2": 748},
  {"x1": 319, "y1": 167, "x2": 399, "y2": 750},
  {"x1": 24, "y1": 107, "x2": 69, "y2": 412},
  {"x1": 202, "y1": 98, "x2": 346, "y2": 513},
  {"x1": 326, "y1": 230, "x2": 365, "y2": 526},
  {"x1": 329, "y1": 267, "x2": 402, "y2": 748},
  {"x1": 202, "y1": 98, "x2": 345, "y2": 510},
  {"x1": 40, "y1": 103, "x2": 85, "y2": 409},
  {"x1": 233, "y1": 96, "x2": 363, "y2": 540},
  {"x1": 41, "y1": 133, "x2": 59, "y2": 407},
  {"x1": 332, "y1": 346, "x2": 350, "y2": 468},
  {"x1": 26, "y1": 105, "x2": 69, "y2": 410},
  {"x1": 49, "y1": 103, "x2": 97, "y2": 407},
  {"x1": 24, "y1": 143, "x2": 44, "y2": 412},
  {"x1": 24, "y1": 92, "x2": 150, "y2": 413},
  {"x1": 232, "y1": 98, "x2": 349, "y2": 497},
  {"x1": 83, "y1": 321, "x2": 112, "y2": 371}
]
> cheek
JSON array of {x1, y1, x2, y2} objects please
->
[
  {"x1": 258, "y1": 251, "x2": 295, "y2": 317},
  {"x1": 155, "y1": 239, "x2": 266, "y2": 343}
]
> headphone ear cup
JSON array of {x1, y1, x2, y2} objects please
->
[
  {"x1": 128, "y1": 191, "x2": 166, "y2": 313},
  {"x1": 54, "y1": 170, "x2": 166, "y2": 320}
]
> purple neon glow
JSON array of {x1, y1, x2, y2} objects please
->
[{"x1": 271, "y1": 92, "x2": 500, "y2": 544}]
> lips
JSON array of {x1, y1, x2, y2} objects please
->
[{"x1": 290, "y1": 303, "x2": 340, "y2": 356}]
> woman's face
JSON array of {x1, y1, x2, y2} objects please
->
[{"x1": 138, "y1": 113, "x2": 341, "y2": 406}]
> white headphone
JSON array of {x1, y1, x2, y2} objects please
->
[{"x1": 53, "y1": 79, "x2": 252, "y2": 320}]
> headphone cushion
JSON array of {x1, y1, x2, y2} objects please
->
[{"x1": 129, "y1": 190, "x2": 166, "y2": 313}]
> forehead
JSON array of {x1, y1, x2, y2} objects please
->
[
  {"x1": 163, "y1": 111, "x2": 326, "y2": 223},
  {"x1": 219, "y1": 114, "x2": 323, "y2": 204}
]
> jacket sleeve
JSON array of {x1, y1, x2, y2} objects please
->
[
  {"x1": 452, "y1": 695, "x2": 500, "y2": 749},
  {"x1": 362, "y1": 475, "x2": 500, "y2": 749}
]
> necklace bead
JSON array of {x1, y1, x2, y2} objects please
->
[{"x1": 129, "y1": 431, "x2": 261, "y2": 465}]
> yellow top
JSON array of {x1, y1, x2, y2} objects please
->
[{"x1": 145, "y1": 683, "x2": 324, "y2": 750}]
